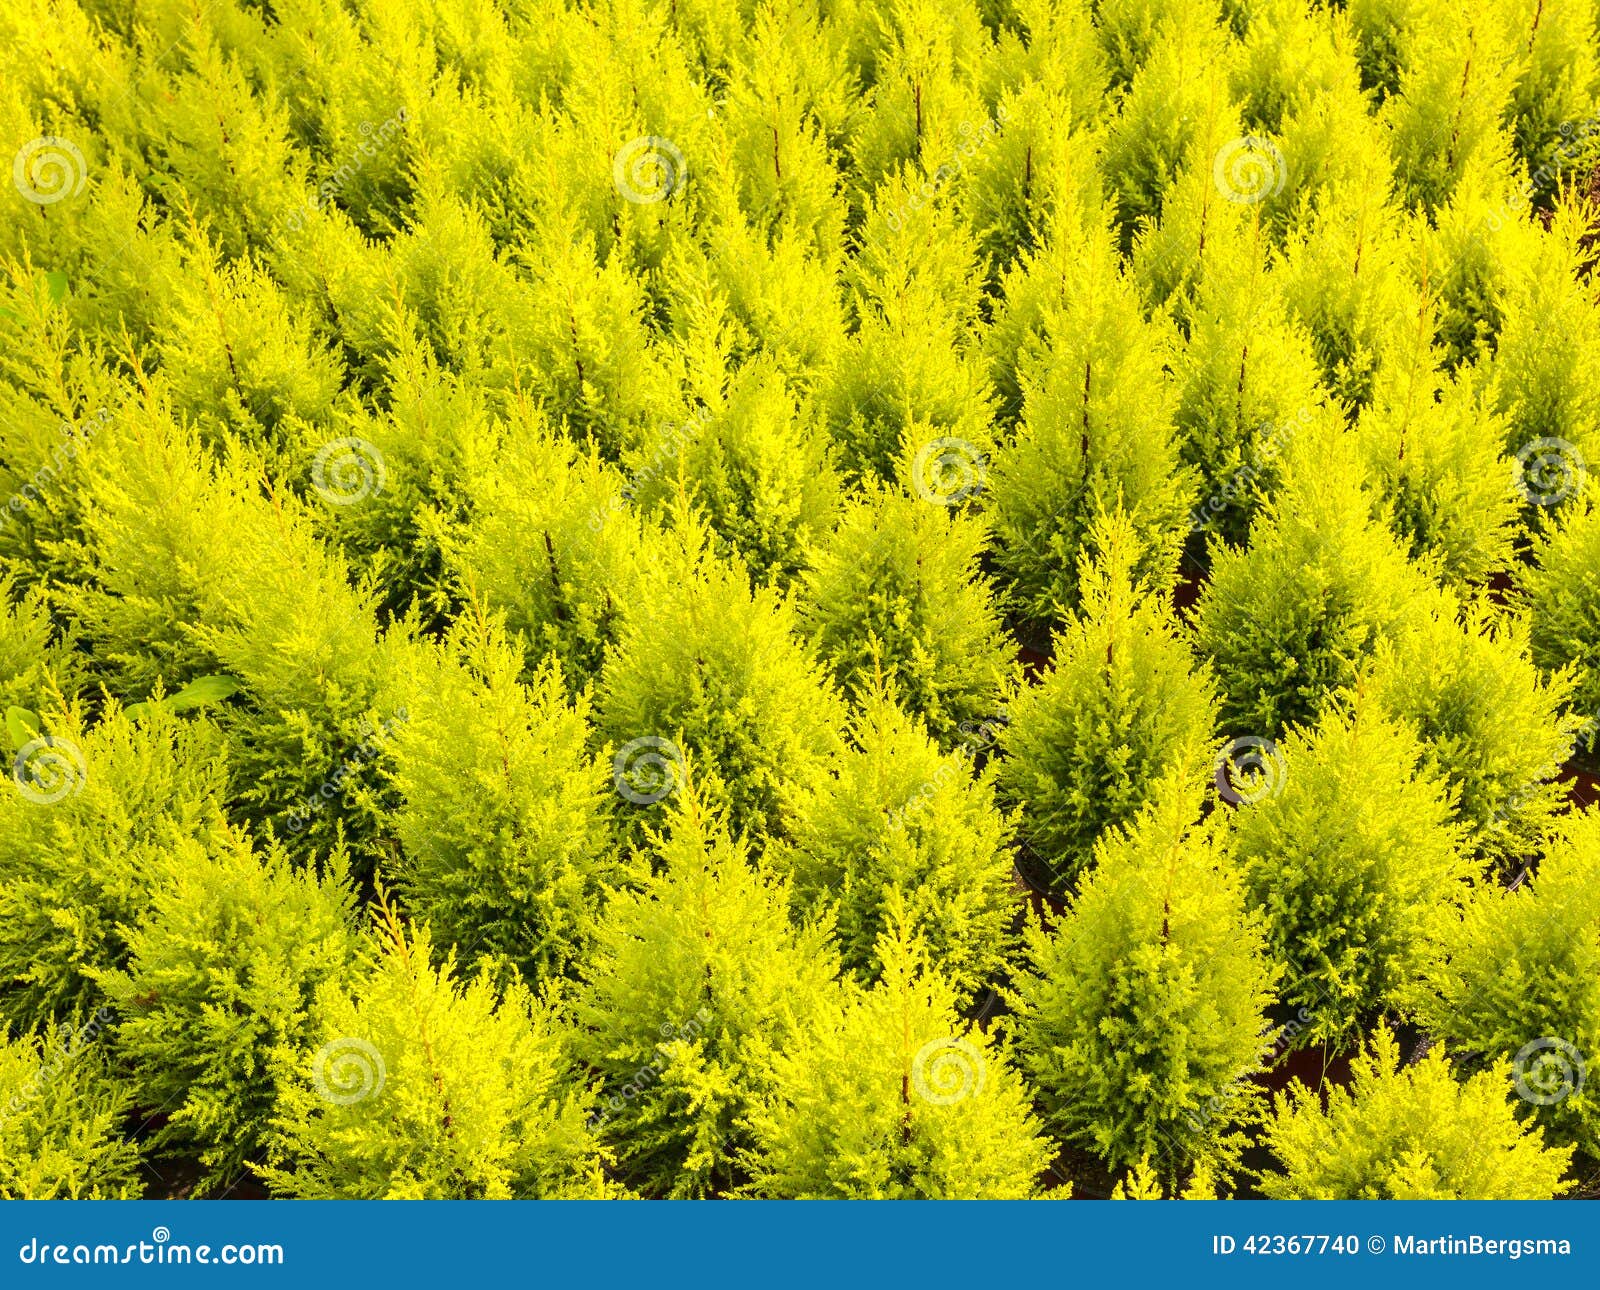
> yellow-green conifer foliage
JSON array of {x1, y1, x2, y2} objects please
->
[{"x1": 1260, "y1": 1027, "x2": 1573, "y2": 1200}]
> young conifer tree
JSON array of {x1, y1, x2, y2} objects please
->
[
  {"x1": 260, "y1": 206, "x2": 396, "y2": 394},
  {"x1": 1500, "y1": 0, "x2": 1600, "y2": 206},
  {"x1": 844, "y1": 0, "x2": 991, "y2": 199},
  {"x1": 995, "y1": 510, "x2": 1218, "y2": 893},
  {"x1": 1367, "y1": 594, "x2": 1579, "y2": 867},
  {"x1": 1007, "y1": 783, "x2": 1279, "y2": 1184},
  {"x1": 1195, "y1": 417, "x2": 1434, "y2": 737},
  {"x1": 1088, "y1": 0, "x2": 1224, "y2": 90},
  {"x1": 1267, "y1": 52, "x2": 1396, "y2": 247},
  {"x1": 685, "y1": 211, "x2": 849, "y2": 381},
  {"x1": 1229, "y1": 690, "x2": 1471, "y2": 1048},
  {"x1": 249, "y1": 0, "x2": 414, "y2": 238},
  {"x1": 55, "y1": 398, "x2": 235, "y2": 697},
  {"x1": 712, "y1": 13, "x2": 850, "y2": 256},
  {"x1": 0, "y1": 1019, "x2": 140, "y2": 1199},
  {"x1": 599, "y1": 513, "x2": 844, "y2": 842},
  {"x1": 981, "y1": 0, "x2": 1104, "y2": 109},
  {"x1": 1259, "y1": 1026, "x2": 1572, "y2": 1200},
  {"x1": 132, "y1": 35, "x2": 310, "y2": 258},
  {"x1": 1170, "y1": 226, "x2": 1326, "y2": 548},
  {"x1": 628, "y1": 357, "x2": 841, "y2": 586},
  {"x1": 1352, "y1": 288, "x2": 1519, "y2": 588},
  {"x1": 962, "y1": 74, "x2": 1103, "y2": 289},
  {"x1": 1489, "y1": 202, "x2": 1600, "y2": 492},
  {"x1": 308, "y1": 336, "x2": 496, "y2": 630},
  {"x1": 0, "y1": 700, "x2": 232, "y2": 1032},
  {"x1": 1523, "y1": 484, "x2": 1600, "y2": 754},
  {"x1": 985, "y1": 177, "x2": 1111, "y2": 423},
  {"x1": 99, "y1": 832, "x2": 358, "y2": 1194},
  {"x1": 386, "y1": 606, "x2": 632, "y2": 988},
  {"x1": 1407, "y1": 808, "x2": 1600, "y2": 1157},
  {"x1": 1228, "y1": 0, "x2": 1363, "y2": 140},
  {"x1": 1097, "y1": 3, "x2": 1235, "y2": 252},
  {"x1": 820, "y1": 171, "x2": 995, "y2": 483},
  {"x1": 743, "y1": 917, "x2": 1053, "y2": 1198},
  {"x1": 529, "y1": 11, "x2": 710, "y2": 269},
  {"x1": 261, "y1": 906, "x2": 614, "y2": 1199},
  {"x1": 153, "y1": 221, "x2": 347, "y2": 455},
  {"x1": 1344, "y1": 0, "x2": 1424, "y2": 101},
  {"x1": 986, "y1": 216, "x2": 1192, "y2": 630},
  {"x1": 447, "y1": 401, "x2": 648, "y2": 686},
  {"x1": 1278, "y1": 179, "x2": 1413, "y2": 413},
  {"x1": 1420, "y1": 150, "x2": 1546, "y2": 369},
  {"x1": 496, "y1": 204, "x2": 684, "y2": 457},
  {"x1": 1382, "y1": 10, "x2": 1519, "y2": 215},
  {"x1": 188, "y1": 464, "x2": 416, "y2": 874},
  {"x1": 1127, "y1": 109, "x2": 1259, "y2": 332},
  {"x1": 374, "y1": 189, "x2": 556, "y2": 402},
  {"x1": 0, "y1": 277, "x2": 145, "y2": 579},
  {"x1": 571, "y1": 783, "x2": 839, "y2": 1198},
  {"x1": 799, "y1": 483, "x2": 1011, "y2": 746},
  {"x1": 63, "y1": 408, "x2": 413, "y2": 872},
  {"x1": 776, "y1": 683, "x2": 1016, "y2": 1003}
]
